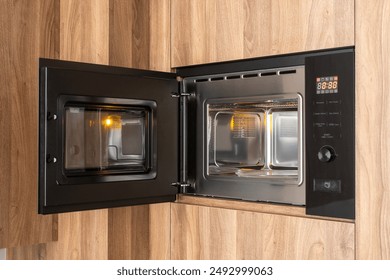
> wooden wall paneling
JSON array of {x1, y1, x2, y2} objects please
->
[
  {"x1": 0, "y1": 0, "x2": 12, "y2": 249},
  {"x1": 170, "y1": 202, "x2": 201, "y2": 259},
  {"x1": 171, "y1": 203, "x2": 355, "y2": 260},
  {"x1": 8, "y1": 0, "x2": 111, "y2": 260},
  {"x1": 356, "y1": 0, "x2": 390, "y2": 259},
  {"x1": 9, "y1": 0, "x2": 110, "y2": 259},
  {"x1": 149, "y1": 0, "x2": 171, "y2": 72},
  {"x1": 0, "y1": 0, "x2": 58, "y2": 249},
  {"x1": 108, "y1": 203, "x2": 171, "y2": 260},
  {"x1": 109, "y1": 0, "x2": 171, "y2": 71},
  {"x1": 171, "y1": 0, "x2": 355, "y2": 67},
  {"x1": 9, "y1": 210, "x2": 109, "y2": 260},
  {"x1": 148, "y1": 203, "x2": 171, "y2": 259}
]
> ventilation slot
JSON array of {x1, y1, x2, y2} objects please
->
[
  {"x1": 279, "y1": 69, "x2": 297, "y2": 75},
  {"x1": 261, "y1": 72, "x2": 277, "y2": 76},
  {"x1": 210, "y1": 77, "x2": 225, "y2": 81},
  {"x1": 242, "y1": 73, "x2": 259, "y2": 79},
  {"x1": 226, "y1": 75, "x2": 241, "y2": 80},
  {"x1": 195, "y1": 78, "x2": 209, "y2": 83}
]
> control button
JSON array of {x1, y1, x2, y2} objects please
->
[
  {"x1": 328, "y1": 100, "x2": 341, "y2": 105},
  {"x1": 313, "y1": 179, "x2": 342, "y2": 193},
  {"x1": 313, "y1": 122, "x2": 327, "y2": 128},
  {"x1": 328, "y1": 123, "x2": 341, "y2": 127},
  {"x1": 313, "y1": 112, "x2": 327, "y2": 116},
  {"x1": 318, "y1": 146, "x2": 336, "y2": 162}
]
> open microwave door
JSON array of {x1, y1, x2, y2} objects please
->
[{"x1": 39, "y1": 59, "x2": 179, "y2": 214}]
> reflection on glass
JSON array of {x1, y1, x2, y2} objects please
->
[{"x1": 64, "y1": 104, "x2": 149, "y2": 174}]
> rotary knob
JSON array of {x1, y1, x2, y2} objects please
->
[{"x1": 318, "y1": 146, "x2": 336, "y2": 162}]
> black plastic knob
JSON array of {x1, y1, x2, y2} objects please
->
[{"x1": 318, "y1": 146, "x2": 336, "y2": 162}]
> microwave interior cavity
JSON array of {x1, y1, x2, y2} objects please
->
[
  {"x1": 183, "y1": 65, "x2": 306, "y2": 206},
  {"x1": 207, "y1": 95, "x2": 301, "y2": 181}
]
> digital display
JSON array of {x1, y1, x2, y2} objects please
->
[{"x1": 316, "y1": 76, "x2": 338, "y2": 94}]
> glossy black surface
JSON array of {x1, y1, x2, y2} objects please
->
[
  {"x1": 39, "y1": 59, "x2": 179, "y2": 214},
  {"x1": 305, "y1": 50, "x2": 355, "y2": 219}
]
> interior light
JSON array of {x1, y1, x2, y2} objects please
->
[
  {"x1": 104, "y1": 118, "x2": 112, "y2": 126},
  {"x1": 102, "y1": 115, "x2": 121, "y2": 128}
]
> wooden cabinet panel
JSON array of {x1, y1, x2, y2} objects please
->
[
  {"x1": 0, "y1": 0, "x2": 58, "y2": 249},
  {"x1": 108, "y1": 203, "x2": 171, "y2": 260},
  {"x1": 171, "y1": 203, "x2": 355, "y2": 259},
  {"x1": 355, "y1": 0, "x2": 390, "y2": 260},
  {"x1": 3, "y1": 0, "x2": 110, "y2": 257},
  {"x1": 109, "y1": 0, "x2": 171, "y2": 71},
  {"x1": 171, "y1": 0, "x2": 355, "y2": 67}
]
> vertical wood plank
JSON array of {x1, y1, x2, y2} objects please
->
[
  {"x1": 243, "y1": 0, "x2": 272, "y2": 58},
  {"x1": 108, "y1": 203, "x2": 171, "y2": 260},
  {"x1": 149, "y1": 0, "x2": 171, "y2": 72},
  {"x1": 171, "y1": 0, "x2": 207, "y2": 66},
  {"x1": 7, "y1": 0, "x2": 111, "y2": 259},
  {"x1": 60, "y1": 0, "x2": 109, "y2": 64},
  {"x1": 214, "y1": 0, "x2": 244, "y2": 62},
  {"x1": 356, "y1": 0, "x2": 390, "y2": 259},
  {"x1": 109, "y1": 0, "x2": 134, "y2": 68},
  {"x1": 109, "y1": 0, "x2": 170, "y2": 71},
  {"x1": 0, "y1": 0, "x2": 58, "y2": 249},
  {"x1": 148, "y1": 203, "x2": 171, "y2": 259},
  {"x1": 171, "y1": 203, "x2": 201, "y2": 259},
  {"x1": 108, "y1": 206, "x2": 151, "y2": 260},
  {"x1": 0, "y1": 0, "x2": 12, "y2": 247}
]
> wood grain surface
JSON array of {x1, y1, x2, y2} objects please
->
[
  {"x1": 109, "y1": 0, "x2": 171, "y2": 71},
  {"x1": 355, "y1": 0, "x2": 390, "y2": 260},
  {"x1": 108, "y1": 203, "x2": 171, "y2": 259},
  {"x1": 0, "y1": 0, "x2": 58, "y2": 249},
  {"x1": 171, "y1": 0, "x2": 354, "y2": 67},
  {"x1": 176, "y1": 195, "x2": 354, "y2": 223},
  {"x1": 171, "y1": 203, "x2": 355, "y2": 259}
]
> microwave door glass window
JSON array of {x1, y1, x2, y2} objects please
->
[{"x1": 64, "y1": 105, "x2": 149, "y2": 175}]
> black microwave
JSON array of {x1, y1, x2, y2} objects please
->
[{"x1": 39, "y1": 47, "x2": 355, "y2": 219}]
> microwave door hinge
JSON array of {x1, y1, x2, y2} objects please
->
[
  {"x1": 170, "y1": 92, "x2": 193, "y2": 98},
  {"x1": 171, "y1": 182, "x2": 191, "y2": 193},
  {"x1": 171, "y1": 77, "x2": 194, "y2": 98}
]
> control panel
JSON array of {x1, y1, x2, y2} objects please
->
[{"x1": 305, "y1": 50, "x2": 355, "y2": 219}]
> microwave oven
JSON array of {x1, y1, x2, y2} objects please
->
[{"x1": 39, "y1": 47, "x2": 355, "y2": 219}]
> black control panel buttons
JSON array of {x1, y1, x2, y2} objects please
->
[
  {"x1": 317, "y1": 145, "x2": 336, "y2": 162},
  {"x1": 313, "y1": 179, "x2": 341, "y2": 193}
]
